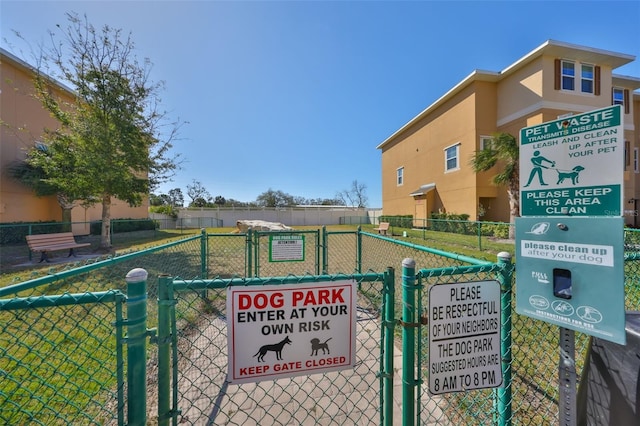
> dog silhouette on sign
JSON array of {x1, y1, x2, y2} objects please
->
[
  {"x1": 310, "y1": 337, "x2": 332, "y2": 356},
  {"x1": 555, "y1": 165, "x2": 585, "y2": 185},
  {"x1": 254, "y1": 336, "x2": 292, "y2": 362}
]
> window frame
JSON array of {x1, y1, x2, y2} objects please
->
[
  {"x1": 580, "y1": 63, "x2": 594, "y2": 94},
  {"x1": 444, "y1": 143, "x2": 461, "y2": 172},
  {"x1": 634, "y1": 147, "x2": 639, "y2": 174},
  {"x1": 561, "y1": 60, "x2": 575, "y2": 91},
  {"x1": 396, "y1": 166, "x2": 404, "y2": 186},
  {"x1": 612, "y1": 87, "x2": 624, "y2": 106},
  {"x1": 480, "y1": 136, "x2": 493, "y2": 151}
]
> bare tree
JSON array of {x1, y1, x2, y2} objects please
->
[
  {"x1": 336, "y1": 180, "x2": 368, "y2": 208},
  {"x1": 186, "y1": 179, "x2": 211, "y2": 206}
]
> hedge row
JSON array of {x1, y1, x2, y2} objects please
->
[{"x1": 0, "y1": 219, "x2": 158, "y2": 244}]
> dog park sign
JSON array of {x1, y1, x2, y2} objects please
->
[
  {"x1": 520, "y1": 105, "x2": 623, "y2": 217},
  {"x1": 227, "y1": 280, "x2": 357, "y2": 384}
]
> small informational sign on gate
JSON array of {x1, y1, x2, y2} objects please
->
[
  {"x1": 227, "y1": 280, "x2": 356, "y2": 384},
  {"x1": 428, "y1": 280, "x2": 502, "y2": 394},
  {"x1": 269, "y1": 234, "x2": 305, "y2": 262}
]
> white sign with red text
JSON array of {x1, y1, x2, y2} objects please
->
[{"x1": 227, "y1": 280, "x2": 357, "y2": 383}]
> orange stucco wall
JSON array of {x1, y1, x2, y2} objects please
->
[{"x1": 1, "y1": 51, "x2": 149, "y2": 231}]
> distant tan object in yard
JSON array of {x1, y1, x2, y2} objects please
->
[{"x1": 234, "y1": 220, "x2": 293, "y2": 233}]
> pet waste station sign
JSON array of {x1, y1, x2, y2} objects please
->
[
  {"x1": 515, "y1": 217, "x2": 625, "y2": 344},
  {"x1": 519, "y1": 105, "x2": 623, "y2": 217},
  {"x1": 269, "y1": 235, "x2": 305, "y2": 262},
  {"x1": 428, "y1": 280, "x2": 502, "y2": 394},
  {"x1": 227, "y1": 280, "x2": 356, "y2": 384}
]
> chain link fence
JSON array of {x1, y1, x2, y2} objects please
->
[{"x1": 1, "y1": 227, "x2": 638, "y2": 425}]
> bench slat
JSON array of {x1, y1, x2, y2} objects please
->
[
  {"x1": 374, "y1": 222, "x2": 390, "y2": 235},
  {"x1": 26, "y1": 232, "x2": 90, "y2": 262}
]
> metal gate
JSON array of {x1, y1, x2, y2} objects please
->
[{"x1": 155, "y1": 271, "x2": 395, "y2": 425}]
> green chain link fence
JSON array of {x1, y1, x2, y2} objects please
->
[{"x1": 2, "y1": 226, "x2": 638, "y2": 424}]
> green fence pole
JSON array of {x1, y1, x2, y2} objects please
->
[
  {"x1": 478, "y1": 221, "x2": 483, "y2": 251},
  {"x1": 496, "y1": 252, "x2": 513, "y2": 426},
  {"x1": 356, "y1": 226, "x2": 362, "y2": 274},
  {"x1": 115, "y1": 294, "x2": 125, "y2": 426},
  {"x1": 315, "y1": 228, "x2": 320, "y2": 275},
  {"x1": 401, "y1": 258, "x2": 417, "y2": 426},
  {"x1": 322, "y1": 226, "x2": 328, "y2": 274},
  {"x1": 126, "y1": 268, "x2": 149, "y2": 426},
  {"x1": 200, "y1": 228, "x2": 208, "y2": 279},
  {"x1": 246, "y1": 229, "x2": 253, "y2": 278},
  {"x1": 382, "y1": 267, "x2": 396, "y2": 426},
  {"x1": 157, "y1": 275, "x2": 172, "y2": 426}
]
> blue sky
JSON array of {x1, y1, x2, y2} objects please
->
[{"x1": 2, "y1": 1, "x2": 639, "y2": 207}]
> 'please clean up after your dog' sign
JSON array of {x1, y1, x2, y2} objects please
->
[
  {"x1": 519, "y1": 105, "x2": 623, "y2": 217},
  {"x1": 227, "y1": 280, "x2": 357, "y2": 384}
]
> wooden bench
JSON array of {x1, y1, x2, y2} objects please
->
[
  {"x1": 26, "y1": 232, "x2": 91, "y2": 263},
  {"x1": 374, "y1": 222, "x2": 390, "y2": 235}
]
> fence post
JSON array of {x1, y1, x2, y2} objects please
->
[
  {"x1": 246, "y1": 228, "x2": 253, "y2": 278},
  {"x1": 496, "y1": 252, "x2": 513, "y2": 426},
  {"x1": 382, "y1": 267, "x2": 396, "y2": 426},
  {"x1": 157, "y1": 275, "x2": 173, "y2": 426},
  {"x1": 200, "y1": 228, "x2": 208, "y2": 279},
  {"x1": 315, "y1": 228, "x2": 320, "y2": 275},
  {"x1": 126, "y1": 268, "x2": 148, "y2": 426},
  {"x1": 401, "y1": 258, "x2": 418, "y2": 426},
  {"x1": 356, "y1": 226, "x2": 362, "y2": 274},
  {"x1": 322, "y1": 226, "x2": 328, "y2": 274}
]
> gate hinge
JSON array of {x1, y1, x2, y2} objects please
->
[
  {"x1": 147, "y1": 327, "x2": 158, "y2": 344},
  {"x1": 398, "y1": 316, "x2": 428, "y2": 328}
]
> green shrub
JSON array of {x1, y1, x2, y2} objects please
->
[
  {"x1": 0, "y1": 221, "x2": 66, "y2": 244},
  {"x1": 90, "y1": 219, "x2": 159, "y2": 235},
  {"x1": 379, "y1": 215, "x2": 413, "y2": 228}
]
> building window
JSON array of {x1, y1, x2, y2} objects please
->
[
  {"x1": 613, "y1": 87, "x2": 624, "y2": 105},
  {"x1": 561, "y1": 60, "x2": 575, "y2": 91},
  {"x1": 625, "y1": 141, "x2": 631, "y2": 170},
  {"x1": 555, "y1": 59, "x2": 600, "y2": 95},
  {"x1": 396, "y1": 167, "x2": 404, "y2": 186},
  {"x1": 634, "y1": 147, "x2": 639, "y2": 173},
  {"x1": 613, "y1": 87, "x2": 631, "y2": 113},
  {"x1": 444, "y1": 143, "x2": 460, "y2": 172},
  {"x1": 581, "y1": 64, "x2": 594, "y2": 94},
  {"x1": 480, "y1": 136, "x2": 493, "y2": 150}
]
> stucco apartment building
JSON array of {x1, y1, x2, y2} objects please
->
[
  {"x1": 377, "y1": 40, "x2": 640, "y2": 227},
  {"x1": 0, "y1": 48, "x2": 148, "y2": 234}
]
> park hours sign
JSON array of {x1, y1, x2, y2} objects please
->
[
  {"x1": 428, "y1": 280, "x2": 502, "y2": 394},
  {"x1": 520, "y1": 105, "x2": 623, "y2": 217}
]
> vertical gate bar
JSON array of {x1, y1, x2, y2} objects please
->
[
  {"x1": 253, "y1": 231, "x2": 259, "y2": 277},
  {"x1": 382, "y1": 267, "x2": 396, "y2": 426},
  {"x1": 356, "y1": 226, "x2": 362, "y2": 274},
  {"x1": 246, "y1": 229, "x2": 252, "y2": 278},
  {"x1": 478, "y1": 221, "x2": 483, "y2": 251},
  {"x1": 115, "y1": 294, "x2": 125, "y2": 426},
  {"x1": 157, "y1": 275, "x2": 172, "y2": 426},
  {"x1": 200, "y1": 228, "x2": 208, "y2": 279},
  {"x1": 126, "y1": 268, "x2": 149, "y2": 426},
  {"x1": 170, "y1": 280, "x2": 180, "y2": 425},
  {"x1": 401, "y1": 258, "x2": 417, "y2": 426},
  {"x1": 315, "y1": 228, "x2": 320, "y2": 275},
  {"x1": 496, "y1": 252, "x2": 513, "y2": 426},
  {"x1": 322, "y1": 226, "x2": 328, "y2": 274}
]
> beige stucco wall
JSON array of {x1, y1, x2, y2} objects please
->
[
  {"x1": 381, "y1": 82, "x2": 499, "y2": 220},
  {"x1": 379, "y1": 42, "x2": 640, "y2": 226}
]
